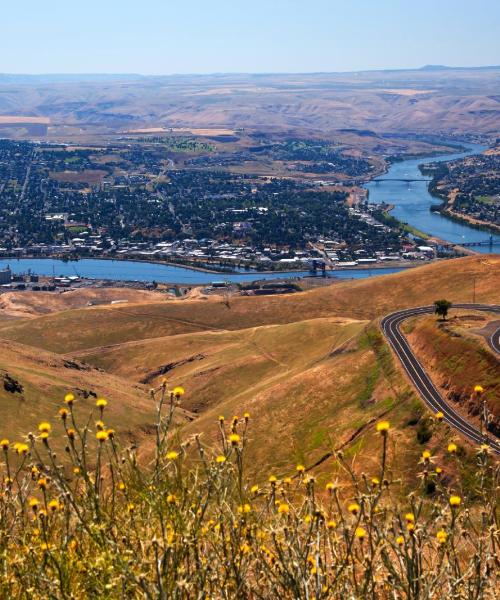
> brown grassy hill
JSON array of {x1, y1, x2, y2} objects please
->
[
  {"x1": 0, "y1": 255, "x2": 497, "y2": 354},
  {"x1": 0, "y1": 287, "x2": 170, "y2": 318},
  {"x1": 0, "y1": 256, "x2": 495, "y2": 491},
  {"x1": 0, "y1": 339, "x2": 188, "y2": 454},
  {"x1": 71, "y1": 318, "x2": 366, "y2": 414},
  {"x1": 406, "y1": 310, "x2": 500, "y2": 433}
]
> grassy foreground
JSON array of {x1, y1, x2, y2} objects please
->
[{"x1": 0, "y1": 385, "x2": 498, "y2": 598}]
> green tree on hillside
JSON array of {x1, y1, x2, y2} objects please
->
[{"x1": 434, "y1": 299, "x2": 452, "y2": 320}]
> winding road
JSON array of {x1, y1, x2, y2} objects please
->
[{"x1": 381, "y1": 304, "x2": 500, "y2": 455}]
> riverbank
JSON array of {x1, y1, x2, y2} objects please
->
[
  {"x1": 0, "y1": 257, "x2": 412, "y2": 286},
  {"x1": 0, "y1": 254, "x2": 420, "y2": 276},
  {"x1": 363, "y1": 142, "x2": 500, "y2": 253}
]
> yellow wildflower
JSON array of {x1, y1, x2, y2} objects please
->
[
  {"x1": 296, "y1": 464, "x2": 305, "y2": 474},
  {"x1": 96, "y1": 398, "x2": 107, "y2": 409},
  {"x1": 474, "y1": 385, "x2": 484, "y2": 394},
  {"x1": 215, "y1": 455, "x2": 226, "y2": 463},
  {"x1": 64, "y1": 393, "x2": 75, "y2": 405},
  {"x1": 166, "y1": 451, "x2": 179, "y2": 460},
  {"x1": 435, "y1": 411, "x2": 444, "y2": 420},
  {"x1": 277, "y1": 503, "x2": 289, "y2": 515},
  {"x1": 96, "y1": 430, "x2": 108, "y2": 442},
  {"x1": 447, "y1": 443, "x2": 457, "y2": 454},
  {"x1": 229, "y1": 433, "x2": 240, "y2": 446},
  {"x1": 0, "y1": 439, "x2": 9, "y2": 450},
  {"x1": 396, "y1": 535, "x2": 404, "y2": 546},
  {"x1": 436, "y1": 530, "x2": 448, "y2": 544},
  {"x1": 355, "y1": 527, "x2": 366, "y2": 539},
  {"x1": 376, "y1": 421, "x2": 390, "y2": 434},
  {"x1": 173, "y1": 386, "x2": 185, "y2": 397},
  {"x1": 449, "y1": 495, "x2": 461, "y2": 507},
  {"x1": 15, "y1": 443, "x2": 29, "y2": 455},
  {"x1": 348, "y1": 503, "x2": 360, "y2": 515}
]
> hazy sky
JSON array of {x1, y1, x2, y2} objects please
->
[{"x1": 2, "y1": 0, "x2": 499, "y2": 74}]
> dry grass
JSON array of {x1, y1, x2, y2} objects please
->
[
  {"x1": 0, "y1": 339, "x2": 184, "y2": 455},
  {"x1": 407, "y1": 311, "x2": 500, "y2": 423},
  {"x1": 0, "y1": 385, "x2": 497, "y2": 598},
  {"x1": 1, "y1": 256, "x2": 497, "y2": 354}
]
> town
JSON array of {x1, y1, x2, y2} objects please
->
[{"x1": 0, "y1": 138, "x2": 440, "y2": 276}]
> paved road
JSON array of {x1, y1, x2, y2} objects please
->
[{"x1": 381, "y1": 304, "x2": 500, "y2": 455}]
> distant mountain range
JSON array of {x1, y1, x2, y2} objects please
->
[
  {"x1": 0, "y1": 65, "x2": 499, "y2": 84},
  {"x1": 0, "y1": 66, "x2": 498, "y2": 136}
]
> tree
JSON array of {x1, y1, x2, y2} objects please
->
[{"x1": 434, "y1": 299, "x2": 452, "y2": 321}]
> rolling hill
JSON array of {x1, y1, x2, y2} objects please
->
[{"x1": 0, "y1": 255, "x2": 497, "y2": 488}]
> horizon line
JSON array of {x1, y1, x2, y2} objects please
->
[{"x1": 1, "y1": 64, "x2": 500, "y2": 79}]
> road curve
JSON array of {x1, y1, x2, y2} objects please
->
[{"x1": 381, "y1": 304, "x2": 500, "y2": 455}]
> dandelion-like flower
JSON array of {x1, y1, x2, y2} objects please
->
[
  {"x1": 474, "y1": 385, "x2": 484, "y2": 394},
  {"x1": 38, "y1": 422, "x2": 51, "y2": 434},
  {"x1": 449, "y1": 495, "x2": 461, "y2": 507},
  {"x1": 436, "y1": 530, "x2": 448, "y2": 544},
  {"x1": 215, "y1": 455, "x2": 226, "y2": 463},
  {"x1": 64, "y1": 393, "x2": 75, "y2": 406},
  {"x1": 355, "y1": 527, "x2": 366, "y2": 540},
  {"x1": 173, "y1": 386, "x2": 185, "y2": 398},
  {"x1": 277, "y1": 503, "x2": 289, "y2": 515},
  {"x1": 435, "y1": 411, "x2": 444, "y2": 421},
  {"x1": 447, "y1": 443, "x2": 457, "y2": 454},
  {"x1": 166, "y1": 451, "x2": 179, "y2": 460},
  {"x1": 421, "y1": 450, "x2": 432, "y2": 462},
  {"x1": 0, "y1": 438, "x2": 9, "y2": 450},
  {"x1": 15, "y1": 443, "x2": 29, "y2": 455},
  {"x1": 96, "y1": 430, "x2": 108, "y2": 442},
  {"x1": 296, "y1": 464, "x2": 305, "y2": 474},
  {"x1": 96, "y1": 398, "x2": 107, "y2": 409},
  {"x1": 48, "y1": 499, "x2": 60, "y2": 512},
  {"x1": 348, "y1": 503, "x2": 360, "y2": 515},
  {"x1": 229, "y1": 433, "x2": 240, "y2": 446},
  {"x1": 376, "y1": 421, "x2": 390, "y2": 435}
]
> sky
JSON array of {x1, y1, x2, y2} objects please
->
[{"x1": 2, "y1": 0, "x2": 499, "y2": 74}]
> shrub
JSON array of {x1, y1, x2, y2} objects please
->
[{"x1": 0, "y1": 387, "x2": 497, "y2": 598}]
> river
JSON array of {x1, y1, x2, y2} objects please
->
[
  {"x1": 364, "y1": 143, "x2": 500, "y2": 252},
  {"x1": 0, "y1": 258, "x2": 406, "y2": 285}
]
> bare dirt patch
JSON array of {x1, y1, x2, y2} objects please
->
[{"x1": 49, "y1": 170, "x2": 107, "y2": 184}]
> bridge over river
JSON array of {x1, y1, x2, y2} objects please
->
[{"x1": 372, "y1": 178, "x2": 432, "y2": 183}]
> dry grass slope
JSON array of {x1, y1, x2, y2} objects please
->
[{"x1": 0, "y1": 256, "x2": 498, "y2": 355}]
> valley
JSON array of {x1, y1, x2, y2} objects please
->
[{"x1": 0, "y1": 255, "x2": 498, "y2": 486}]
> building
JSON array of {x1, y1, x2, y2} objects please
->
[{"x1": 0, "y1": 267, "x2": 12, "y2": 285}]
